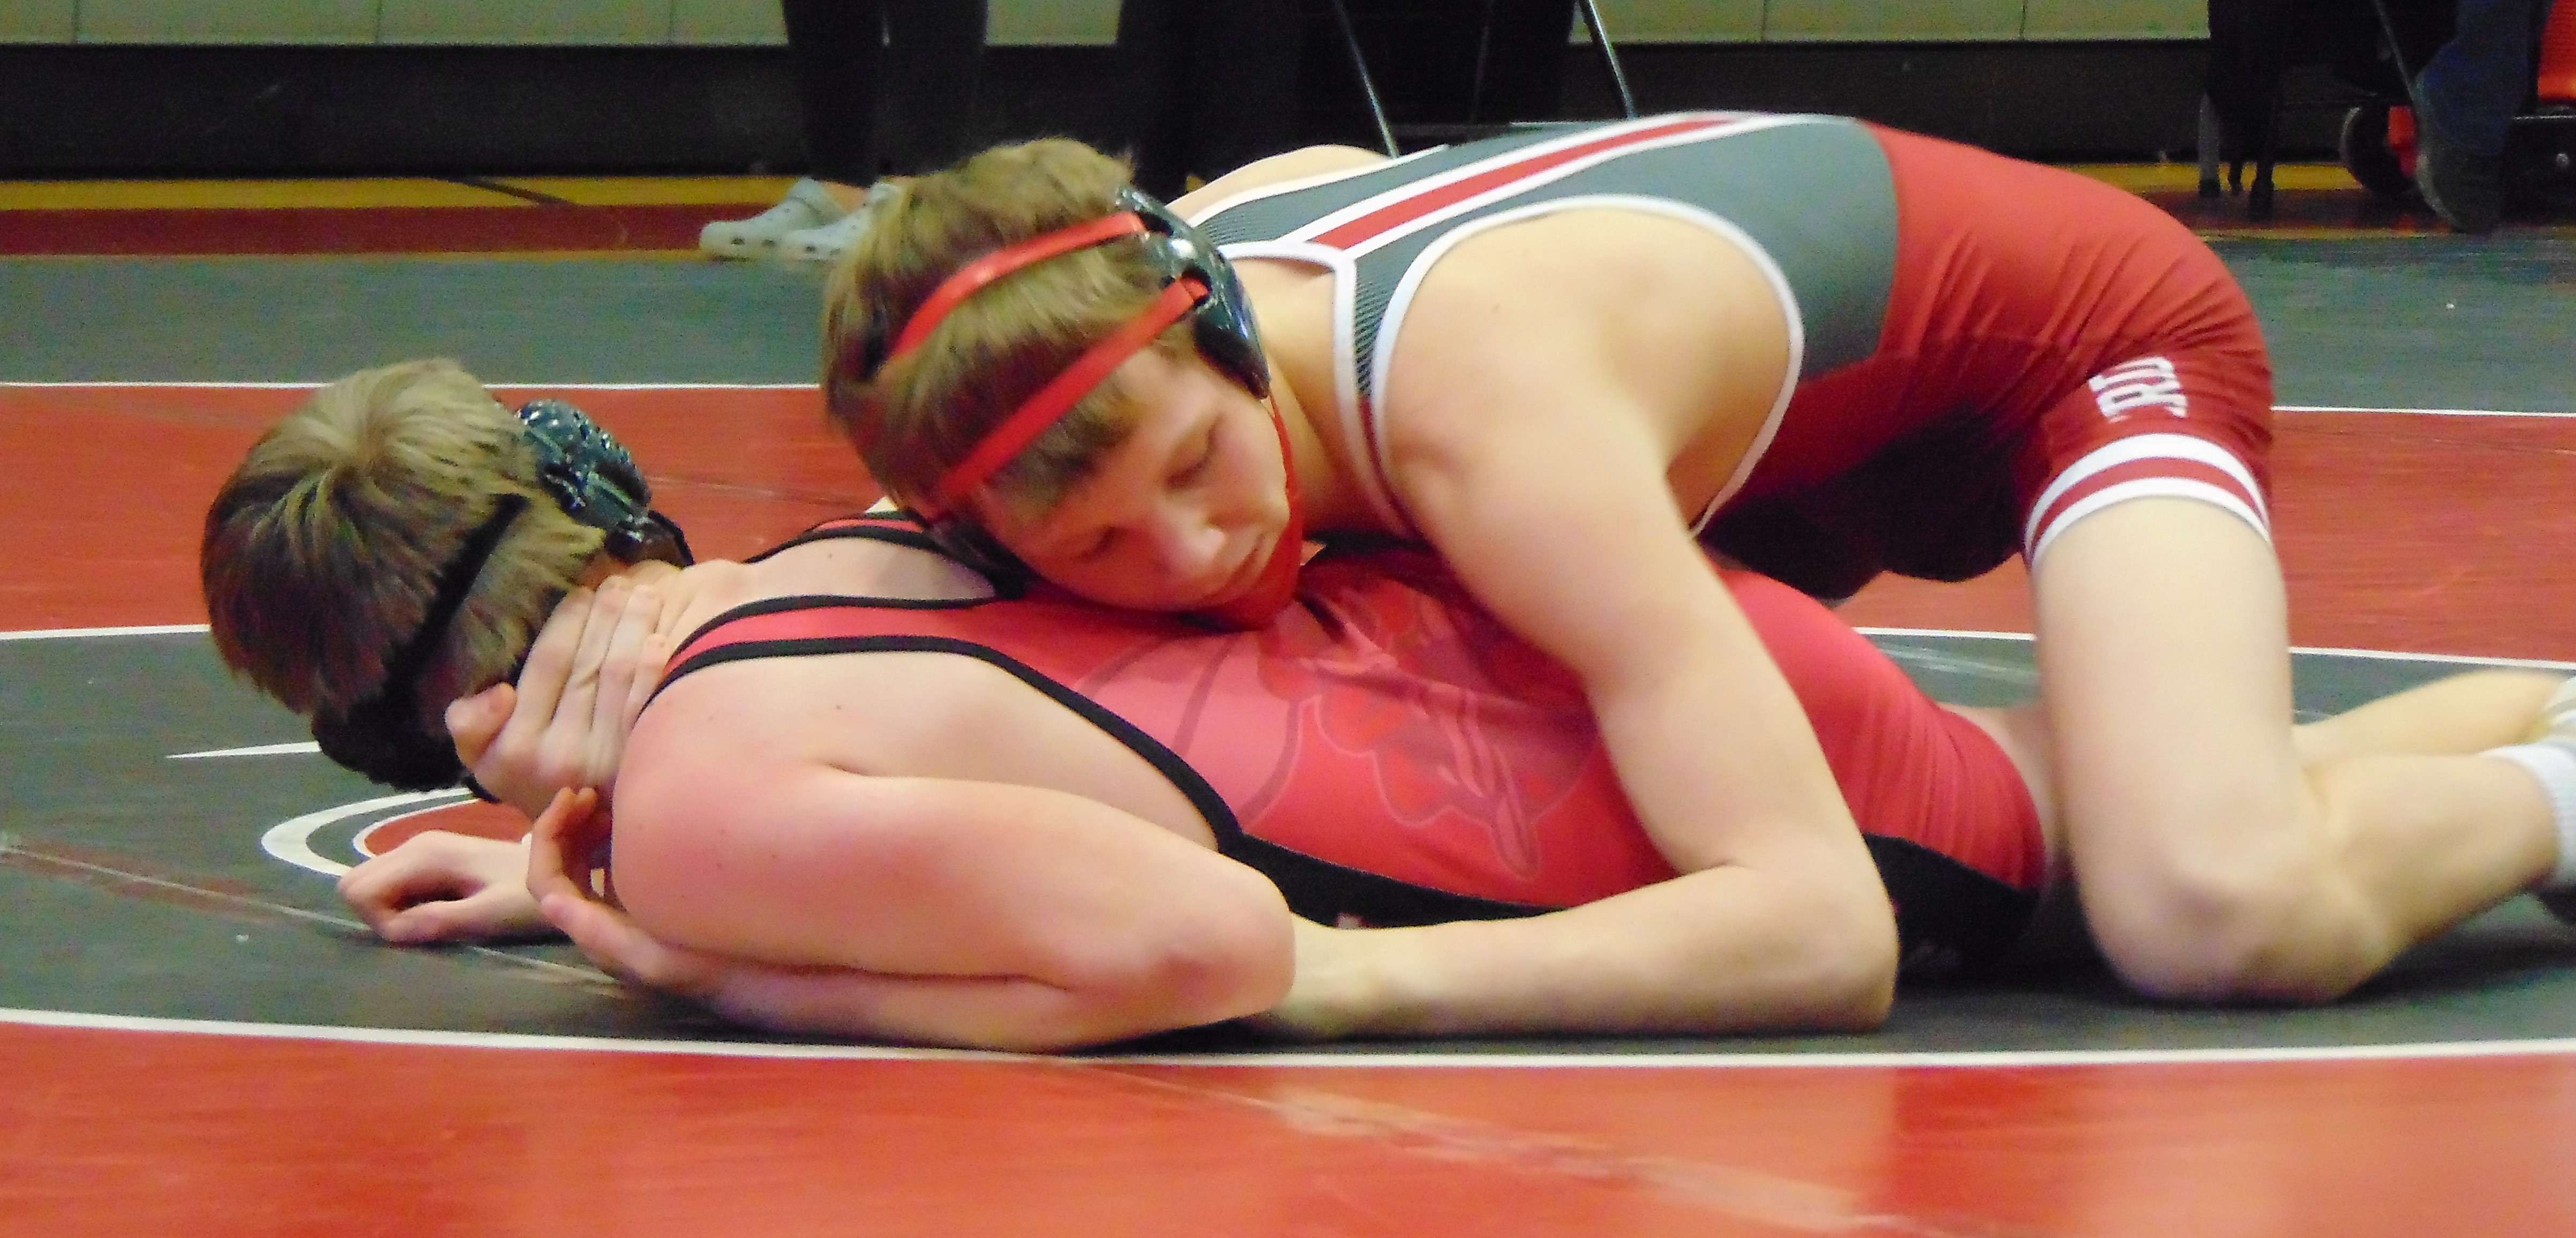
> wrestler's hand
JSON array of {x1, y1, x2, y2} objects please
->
[
  {"x1": 527, "y1": 820, "x2": 855, "y2": 1035},
  {"x1": 336, "y1": 831, "x2": 550, "y2": 944},
  {"x1": 537, "y1": 886, "x2": 739, "y2": 1009},
  {"x1": 525, "y1": 786, "x2": 620, "y2": 912},
  {"x1": 448, "y1": 576, "x2": 671, "y2": 818},
  {"x1": 538, "y1": 891, "x2": 938, "y2": 1040}
]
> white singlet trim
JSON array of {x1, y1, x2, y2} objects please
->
[
  {"x1": 1318, "y1": 116, "x2": 1816, "y2": 264},
  {"x1": 1369, "y1": 193, "x2": 1804, "y2": 536},
  {"x1": 1180, "y1": 144, "x2": 1455, "y2": 229},
  {"x1": 2021, "y1": 432, "x2": 2268, "y2": 548},
  {"x1": 1218, "y1": 240, "x2": 1412, "y2": 533}
]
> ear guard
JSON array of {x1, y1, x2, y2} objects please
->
[
  {"x1": 1113, "y1": 187, "x2": 1268, "y2": 399},
  {"x1": 515, "y1": 399, "x2": 694, "y2": 567}
]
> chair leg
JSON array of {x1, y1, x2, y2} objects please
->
[
  {"x1": 2199, "y1": 95, "x2": 2225, "y2": 197},
  {"x1": 2251, "y1": 83, "x2": 2280, "y2": 219},
  {"x1": 1324, "y1": 0, "x2": 1401, "y2": 156},
  {"x1": 1574, "y1": 0, "x2": 1641, "y2": 119}
]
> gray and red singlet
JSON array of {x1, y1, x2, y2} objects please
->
[
  {"x1": 1190, "y1": 112, "x2": 2277, "y2": 599},
  {"x1": 654, "y1": 516, "x2": 2047, "y2": 979}
]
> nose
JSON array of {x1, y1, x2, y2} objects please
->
[{"x1": 1145, "y1": 497, "x2": 1231, "y2": 583}]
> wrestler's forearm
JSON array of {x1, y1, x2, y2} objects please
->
[
  {"x1": 1277, "y1": 866, "x2": 1897, "y2": 1038},
  {"x1": 698, "y1": 962, "x2": 1256, "y2": 1053}
]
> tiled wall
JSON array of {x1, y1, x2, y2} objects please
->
[{"x1": 0, "y1": 0, "x2": 2210, "y2": 46}]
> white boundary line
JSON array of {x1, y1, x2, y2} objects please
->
[
  {"x1": 2279, "y1": 403, "x2": 2575, "y2": 418},
  {"x1": 260, "y1": 790, "x2": 465, "y2": 878},
  {"x1": 1, "y1": 1005, "x2": 2571, "y2": 1069},
  {"x1": 1856, "y1": 626, "x2": 2576, "y2": 672},
  {"x1": 0, "y1": 623, "x2": 206, "y2": 642},
  {"x1": 169, "y1": 741, "x2": 320, "y2": 760},
  {"x1": 13, "y1": 623, "x2": 2573, "y2": 673},
  {"x1": 0, "y1": 380, "x2": 814, "y2": 391},
  {"x1": 2, "y1": 383, "x2": 2565, "y2": 416}
]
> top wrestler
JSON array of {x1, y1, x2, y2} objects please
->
[
  {"x1": 815, "y1": 113, "x2": 2576, "y2": 1008},
  {"x1": 202, "y1": 361, "x2": 2574, "y2": 1050}
]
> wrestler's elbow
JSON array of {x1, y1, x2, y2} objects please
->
[
  {"x1": 1785, "y1": 890, "x2": 1901, "y2": 1032},
  {"x1": 1065, "y1": 876, "x2": 1298, "y2": 1034}
]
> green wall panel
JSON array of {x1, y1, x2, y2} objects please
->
[
  {"x1": 670, "y1": 0, "x2": 787, "y2": 45},
  {"x1": 78, "y1": 0, "x2": 376, "y2": 44},
  {"x1": 1591, "y1": 0, "x2": 1762, "y2": 43},
  {"x1": 1762, "y1": 0, "x2": 2024, "y2": 42},
  {"x1": 2024, "y1": 0, "x2": 2207, "y2": 40},
  {"x1": 0, "y1": 0, "x2": 78, "y2": 42},
  {"x1": 379, "y1": 0, "x2": 670, "y2": 46},
  {"x1": 990, "y1": 0, "x2": 1115, "y2": 46}
]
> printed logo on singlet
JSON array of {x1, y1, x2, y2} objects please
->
[{"x1": 2088, "y1": 356, "x2": 2189, "y2": 421}]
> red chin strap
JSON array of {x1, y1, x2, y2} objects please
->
[{"x1": 1194, "y1": 396, "x2": 1306, "y2": 630}]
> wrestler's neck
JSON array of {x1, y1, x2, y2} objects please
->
[
  {"x1": 590, "y1": 536, "x2": 993, "y2": 636},
  {"x1": 1252, "y1": 299, "x2": 1381, "y2": 538}
]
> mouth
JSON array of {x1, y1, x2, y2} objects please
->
[{"x1": 1195, "y1": 531, "x2": 1273, "y2": 609}]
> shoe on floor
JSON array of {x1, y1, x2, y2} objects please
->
[
  {"x1": 776, "y1": 183, "x2": 897, "y2": 264},
  {"x1": 699, "y1": 178, "x2": 849, "y2": 260},
  {"x1": 2412, "y1": 113, "x2": 2503, "y2": 234}
]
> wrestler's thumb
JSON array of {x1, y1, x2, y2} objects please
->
[{"x1": 444, "y1": 682, "x2": 516, "y2": 765}]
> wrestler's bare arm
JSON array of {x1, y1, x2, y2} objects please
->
[
  {"x1": 1323, "y1": 255, "x2": 1900, "y2": 1035},
  {"x1": 587, "y1": 705, "x2": 1297, "y2": 1050}
]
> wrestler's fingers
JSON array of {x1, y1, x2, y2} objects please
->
[
  {"x1": 505, "y1": 586, "x2": 597, "y2": 743},
  {"x1": 444, "y1": 682, "x2": 515, "y2": 770},
  {"x1": 590, "y1": 580, "x2": 662, "y2": 743},
  {"x1": 377, "y1": 884, "x2": 542, "y2": 945},
  {"x1": 621, "y1": 585, "x2": 686, "y2": 731},
  {"x1": 523, "y1": 786, "x2": 603, "y2": 907},
  {"x1": 553, "y1": 578, "x2": 630, "y2": 736},
  {"x1": 542, "y1": 893, "x2": 716, "y2": 998}
]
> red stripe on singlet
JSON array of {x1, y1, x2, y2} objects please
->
[{"x1": 1308, "y1": 115, "x2": 1739, "y2": 250}]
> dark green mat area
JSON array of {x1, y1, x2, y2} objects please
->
[
  {"x1": 5, "y1": 631, "x2": 2567, "y2": 1054},
  {"x1": 3, "y1": 237, "x2": 2571, "y2": 412}
]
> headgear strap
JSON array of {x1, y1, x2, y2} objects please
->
[
  {"x1": 888, "y1": 214, "x2": 1150, "y2": 361},
  {"x1": 923, "y1": 278, "x2": 1207, "y2": 518},
  {"x1": 868, "y1": 192, "x2": 1305, "y2": 627}
]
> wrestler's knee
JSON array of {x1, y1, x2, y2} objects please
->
[{"x1": 2075, "y1": 798, "x2": 2382, "y2": 1004}]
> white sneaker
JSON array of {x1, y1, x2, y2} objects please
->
[
  {"x1": 699, "y1": 178, "x2": 848, "y2": 260},
  {"x1": 776, "y1": 183, "x2": 896, "y2": 264}
]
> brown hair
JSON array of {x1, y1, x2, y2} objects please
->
[
  {"x1": 200, "y1": 359, "x2": 606, "y2": 731},
  {"x1": 821, "y1": 138, "x2": 1196, "y2": 517}
]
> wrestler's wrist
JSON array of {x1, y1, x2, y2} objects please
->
[{"x1": 1285, "y1": 921, "x2": 1393, "y2": 1039}]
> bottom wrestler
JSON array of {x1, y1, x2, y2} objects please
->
[{"x1": 201, "y1": 361, "x2": 2572, "y2": 1050}]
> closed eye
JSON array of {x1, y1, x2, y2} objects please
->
[{"x1": 1171, "y1": 426, "x2": 1218, "y2": 486}]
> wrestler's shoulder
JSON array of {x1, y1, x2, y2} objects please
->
[{"x1": 1176, "y1": 146, "x2": 1390, "y2": 212}]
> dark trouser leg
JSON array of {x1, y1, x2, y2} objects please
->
[
  {"x1": 1119, "y1": 0, "x2": 1306, "y2": 197},
  {"x1": 1182, "y1": 0, "x2": 1306, "y2": 178},
  {"x1": 1114, "y1": 0, "x2": 1194, "y2": 196},
  {"x1": 881, "y1": 0, "x2": 987, "y2": 173},
  {"x1": 1473, "y1": 0, "x2": 1574, "y2": 122},
  {"x1": 781, "y1": 0, "x2": 887, "y2": 183}
]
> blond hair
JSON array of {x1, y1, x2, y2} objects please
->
[
  {"x1": 821, "y1": 138, "x2": 1196, "y2": 516},
  {"x1": 200, "y1": 359, "x2": 606, "y2": 732}
]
